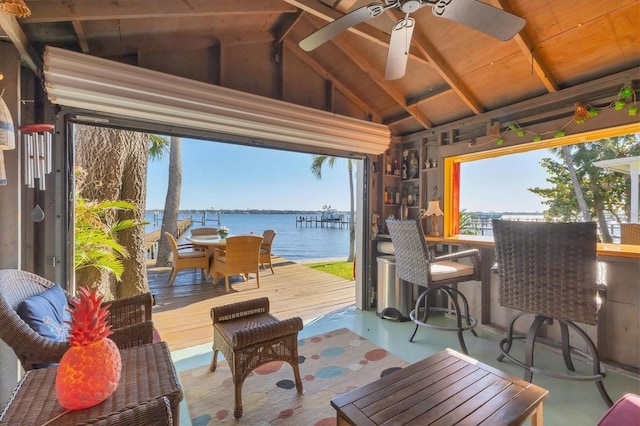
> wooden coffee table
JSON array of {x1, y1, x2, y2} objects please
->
[{"x1": 331, "y1": 348, "x2": 548, "y2": 426}]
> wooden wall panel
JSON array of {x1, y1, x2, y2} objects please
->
[
  {"x1": 282, "y1": 48, "x2": 329, "y2": 112},
  {"x1": 221, "y1": 42, "x2": 277, "y2": 99},
  {"x1": 139, "y1": 46, "x2": 220, "y2": 85}
]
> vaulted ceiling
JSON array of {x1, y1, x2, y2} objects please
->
[{"x1": 1, "y1": 0, "x2": 639, "y2": 137}]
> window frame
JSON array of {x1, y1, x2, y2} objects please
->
[{"x1": 442, "y1": 123, "x2": 640, "y2": 236}]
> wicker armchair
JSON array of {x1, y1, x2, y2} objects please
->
[
  {"x1": 164, "y1": 231, "x2": 209, "y2": 286},
  {"x1": 0, "y1": 269, "x2": 154, "y2": 371},
  {"x1": 492, "y1": 220, "x2": 613, "y2": 407},
  {"x1": 259, "y1": 229, "x2": 277, "y2": 274},
  {"x1": 211, "y1": 235, "x2": 263, "y2": 293},
  {"x1": 386, "y1": 219, "x2": 481, "y2": 354},
  {"x1": 210, "y1": 297, "x2": 303, "y2": 418}
]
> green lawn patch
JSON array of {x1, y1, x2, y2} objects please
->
[{"x1": 306, "y1": 261, "x2": 354, "y2": 281}]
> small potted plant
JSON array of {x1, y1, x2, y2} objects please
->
[{"x1": 218, "y1": 226, "x2": 229, "y2": 239}]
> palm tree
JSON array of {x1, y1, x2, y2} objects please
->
[
  {"x1": 311, "y1": 156, "x2": 356, "y2": 262},
  {"x1": 552, "y1": 145, "x2": 592, "y2": 222},
  {"x1": 155, "y1": 136, "x2": 183, "y2": 267},
  {"x1": 74, "y1": 125, "x2": 150, "y2": 300},
  {"x1": 74, "y1": 192, "x2": 140, "y2": 279}
]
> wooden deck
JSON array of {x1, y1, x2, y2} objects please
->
[{"x1": 149, "y1": 255, "x2": 355, "y2": 352}]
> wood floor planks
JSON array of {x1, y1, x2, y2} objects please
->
[{"x1": 149, "y1": 256, "x2": 356, "y2": 351}]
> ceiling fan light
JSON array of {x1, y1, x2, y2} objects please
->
[{"x1": 0, "y1": 0, "x2": 31, "y2": 18}]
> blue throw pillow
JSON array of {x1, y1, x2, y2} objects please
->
[{"x1": 16, "y1": 284, "x2": 71, "y2": 347}]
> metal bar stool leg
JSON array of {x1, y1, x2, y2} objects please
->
[
  {"x1": 559, "y1": 321, "x2": 576, "y2": 372},
  {"x1": 524, "y1": 315, "x2": 548, "y2": 382}
]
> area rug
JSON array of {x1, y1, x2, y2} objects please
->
[{"x1": 180, "y1": 327, "x2": 409, "y2": 425}]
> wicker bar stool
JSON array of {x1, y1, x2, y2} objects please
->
[
  {"x1": 386, "y1": 219, "x2": 481, "y2": 355},
  {"x1": 492, "y1": 220, "x2": 613, "y2": 407},
  {"x1": 209, "y1": 297, "x2": 304, "y2": 418}
]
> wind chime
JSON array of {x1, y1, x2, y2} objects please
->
[
  {"x1": 20, "y1": 123, "x2": 54, "y2": 222},
  {"x1": 20, "y1": 123, "x2": 54, "y2": 191}
]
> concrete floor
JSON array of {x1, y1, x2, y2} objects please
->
[{"x1": 172, "y1": 305, "x2": 640, "y2": 425}]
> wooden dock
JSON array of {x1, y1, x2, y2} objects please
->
[
  {"x1": 296, "y1": 215, "x2": 350, "y2": 228},
  {"x1": 144, "y1": 218, "x2": 192, "y2": 259},
  {"x1": 148, "y1": 255, "x2": 355, "y2": 352}
]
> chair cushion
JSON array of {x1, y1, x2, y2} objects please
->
[
  {"x1": 16, "y1": 284, "x2": 71, "y2": 343},
  {"x1": 430, "y1": 260, "x2": 475, "y2": 281},
  {"x1": 179, "y1": 250, "x2": 206, "y2": 259},
  {"x1": 598, "y1": 393, "x2": 640, "y2": 426}
]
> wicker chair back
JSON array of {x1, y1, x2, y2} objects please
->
[
  {"x1": 492, "y1": 220, "x2": 599, "y2": 325},
  {"x1": 385, "y1": 219, "x2": 432, "y2": 287}
]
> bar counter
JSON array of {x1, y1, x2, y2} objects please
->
[
  {"x1": 425, "y1": 234, "x2": 640, "y2": 259},
  {"x1": 419, "y1": 234, "x2": 640, "y2": 371}
]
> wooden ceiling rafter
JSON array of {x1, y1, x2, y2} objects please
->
[
  {"x1": 0, "y1": 14, "x2": 39, "y2": 73},
  {"x1": 216, "y1": 32, "x2": 275, "y2": 46},
  {"x1": 274, "y1": 10, "x2": 305, "y2": 43},
  {"x1": 21, "y1": 0, "x2": 298, "y2": 23},
  {"x1": 333, "y1": 38, "x2": 433, "y2": 130},
  {"x1": 491, "y1": 0, "x2": 558, "y2": 93},
  {"x1": 71, "y1": 21, "x2": 90, "y2": 53},
  {"x1": 284, "y1": 39, "x2": 381, "y2": 122},
  {"x1": 285, "y1": 0, "x2": 422, "y2": 56}
]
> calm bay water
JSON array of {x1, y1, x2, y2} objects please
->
[{"x1": 145, "y1": 212, "x2": 350, "y2": 261}]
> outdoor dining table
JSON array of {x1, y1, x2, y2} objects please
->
[{"x1": 186, "y1": 235, "x2": 227, "y2": 279}]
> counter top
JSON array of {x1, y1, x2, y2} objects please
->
[{"x1": 424, "y1": 235, "x2": 640, "y2": 259}]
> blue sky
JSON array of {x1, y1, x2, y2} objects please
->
[
  {"x1": 460, "y1": 149, "x2": 549, "y2": 212},
  {"x1": 146, "y1": 138, "x2": 351, "y2": 211},
  {"x1": 146, "y1": 137, "x2": 551, "y2": 212}
]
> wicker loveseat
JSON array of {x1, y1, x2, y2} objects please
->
[{"x1": 0, "y1": 269, "x2": 155, "y2": 371}]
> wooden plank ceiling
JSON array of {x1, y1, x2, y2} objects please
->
[{"x1": 2, "y1": 0, "x2": 638, "y2": 136}]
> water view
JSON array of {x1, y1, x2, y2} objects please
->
[{"x1": 146, "y1": 212, "x2": 350, "y2": 261}]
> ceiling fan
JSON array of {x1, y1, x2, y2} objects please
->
[{"x1": 299, "y1": 0, "x2": 525, "y2": 80}]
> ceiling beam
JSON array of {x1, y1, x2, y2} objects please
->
[
  {"x1": 90, "y1": 35, "x2": 218, "y2": 57},
  {"x1": 217, "y1": 32, "x2": 275, "y2": 46},
  {"x1": 491, "y1": 0, "x2": 558, "y2": 92},
  {"x1": 285, "y1": 0, "x2": 395, "y2": 50},
  {"x1": 333, "y1": 39, "x2": 433, "y2": 129},
  {"x1": 408, "y1": 66, "x2": 639, "y2": 139},
  {"x1": 284, "y1": 39, "x2": 381, "y2": 122},
  {"x1": 72, "y1": 21, "x2": 90, "y2": 53},
  {"x1": 274, "y1": 10, "x2": 305, "y2": 43},
  {"x1": 22, "y1": 0, "x2": 298, "y2": 23},
  {"x1": 0, "y1": 14, "x2": 39, "y2": 73}
]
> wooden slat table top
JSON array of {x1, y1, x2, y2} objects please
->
[{"x1": 331, "y1": 348, "x2": 548, "y2": 426}]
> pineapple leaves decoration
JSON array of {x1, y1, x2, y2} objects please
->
[{"x1": 55, "y1": 286, "x2": 122, "y2": 410}]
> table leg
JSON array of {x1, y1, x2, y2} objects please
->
[{"x1": 530, "y1": 403, "x2": 543, "y2": 426}]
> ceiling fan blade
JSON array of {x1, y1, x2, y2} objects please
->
[
  {"x1": 299, "y1": 2, "x2": 386, "y2": 51},
  {"x1": 385, "y1": 17, "x2": 415, "y2": 80},
  {"x1": 432, "y1": 0, "x2": 525, "y2": 41}
]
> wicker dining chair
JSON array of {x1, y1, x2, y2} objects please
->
[
  {"x1": 492, "y1": 220, "x2": 613, "y2": 407},
  {"x1": 210, "y1": 297, "x2": 303, "y2": 418},
  {"x1": 211, "y1": 235, "x2": 263, "y2": 293},
  {"x1": 164, "y1": 232, "x2": 209, "y2": 286},
  {"x1": 259, "y1": 229, "x2": 277, "y2": 274},
  {"x1": 190, "y1": 227, "x2": 219, "y2": 251},
  {"x1": 386, "y1": 219, "x2": 481, "y2": 354},
  {"x1": 0, "y1": 269, "x2": 154, "y2": 371}
]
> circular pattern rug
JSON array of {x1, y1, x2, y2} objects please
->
[{"x1": 180, "y1": 327, "x2": 408, "y2": 425}]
